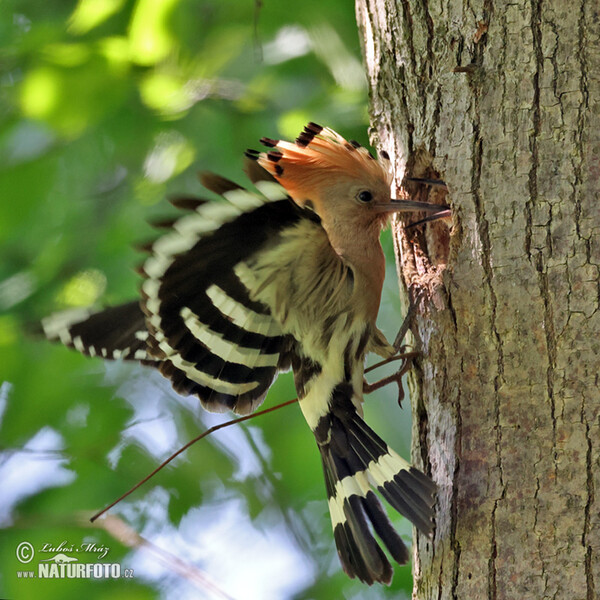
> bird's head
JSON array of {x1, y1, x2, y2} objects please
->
[{"x1": 247, "y1": 123, "x2": 445, "y2": 235}]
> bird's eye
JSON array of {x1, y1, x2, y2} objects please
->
[{"x1": 356, "y1": 190, "x2": 373, "y2": 203}]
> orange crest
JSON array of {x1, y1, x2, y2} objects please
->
[{"x1": 246, "y1": 123, "x2": 392, "y2": 205}]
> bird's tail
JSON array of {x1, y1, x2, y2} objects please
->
[{"x1": 314, "y1": 383, "x2": 436, "y2": 585}]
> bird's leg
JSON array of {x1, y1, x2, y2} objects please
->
[
  {"x1": 363, "y1": 351, "x2": 416, "y2": 406},
  {"x1": 363, "y1": 299, "x2": 422, "y2": 407},
  {"x1": 392, "y1": 297, "x2": 422, "y2": 354}
]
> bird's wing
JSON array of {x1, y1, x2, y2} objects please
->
[
  {"x1": 42, "y1": 169, "x2": 322, "y2": 415},
  {"x1": 42, "y1": 301, "x2": 157, "y2": 364},
  {"x1": 138, "y1": 172, "x2": 318, "y2": 415}
]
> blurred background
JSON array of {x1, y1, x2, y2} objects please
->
[{"x1": 0, "y1": 1, "x2": 416, "y2": 598}]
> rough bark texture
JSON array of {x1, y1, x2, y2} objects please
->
[{"x1": 356, "y1": 1, "x2": 599, "y2": 599}]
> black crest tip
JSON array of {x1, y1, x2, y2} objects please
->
[
  {"x1": 260, "y1": 137, "x2": 279, "y2": 148},
  {"x1": 267, "y1": 150, "x2": 283, "y2": 163},
  {"x1": 295, "y1": 134, "x2": 311, "y2": 147},
  {"x1": 295, "y1": 122, "x2": 324, "y2": 147}
]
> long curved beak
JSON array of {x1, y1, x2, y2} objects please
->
[{"x1": 374, "y1": 199, "x2": 450, "y2": 213}]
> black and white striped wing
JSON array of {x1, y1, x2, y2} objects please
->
[
  {"x1": 42, "y1": 301, "x2": 157, "y2": 364},
  {"x1": 140, "y1": 176, "x2": 303, "y2": 415}
]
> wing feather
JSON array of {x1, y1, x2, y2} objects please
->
[
  {"x1": 141, "y1": 180, "x2": 307, "y2": 414},
  {"x1": 42, "y1": 302, "x2": 157, "y2": 364}
]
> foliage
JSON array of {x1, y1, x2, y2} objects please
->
[{"x1": 0, "y1": 1, "x2": 415, "y2": 598}]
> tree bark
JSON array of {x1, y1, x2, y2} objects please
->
[{"x1": 356, "y1": 1, "x2": 599, "y2": 598}]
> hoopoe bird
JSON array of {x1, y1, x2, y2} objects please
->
[{"x1": 43, "y1": 123, "x2": 446, "y2": 585}]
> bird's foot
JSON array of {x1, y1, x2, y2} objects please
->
[{"x1": 363, "y1": 350, "x2": 418, "y2": 407}]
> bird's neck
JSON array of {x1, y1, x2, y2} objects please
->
[{"x1": 324, "y1": 221, "x2": 386, "y2": 322}]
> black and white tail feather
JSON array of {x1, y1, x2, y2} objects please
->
[
  {"x1": 42, "y1": 126, "x2": 438, "y2": 586},
  {"x1": 314, "y1": 383, "x2": 435, "y2": 584}
]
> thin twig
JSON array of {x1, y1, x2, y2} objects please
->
[
  {"x1": 90, "y1": 351, "x2": 418, "y2": 522},
  {"x1": 90, "y1": 397, "x2": 298, "y2": 523}
]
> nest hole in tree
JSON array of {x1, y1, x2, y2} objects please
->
[{"x1": 394, "y1": 148, "x2": 453, "y2": 309}]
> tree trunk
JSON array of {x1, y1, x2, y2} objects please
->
[{"x1": 356, "y1": 1, "x2": 599, "y2": 598}]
